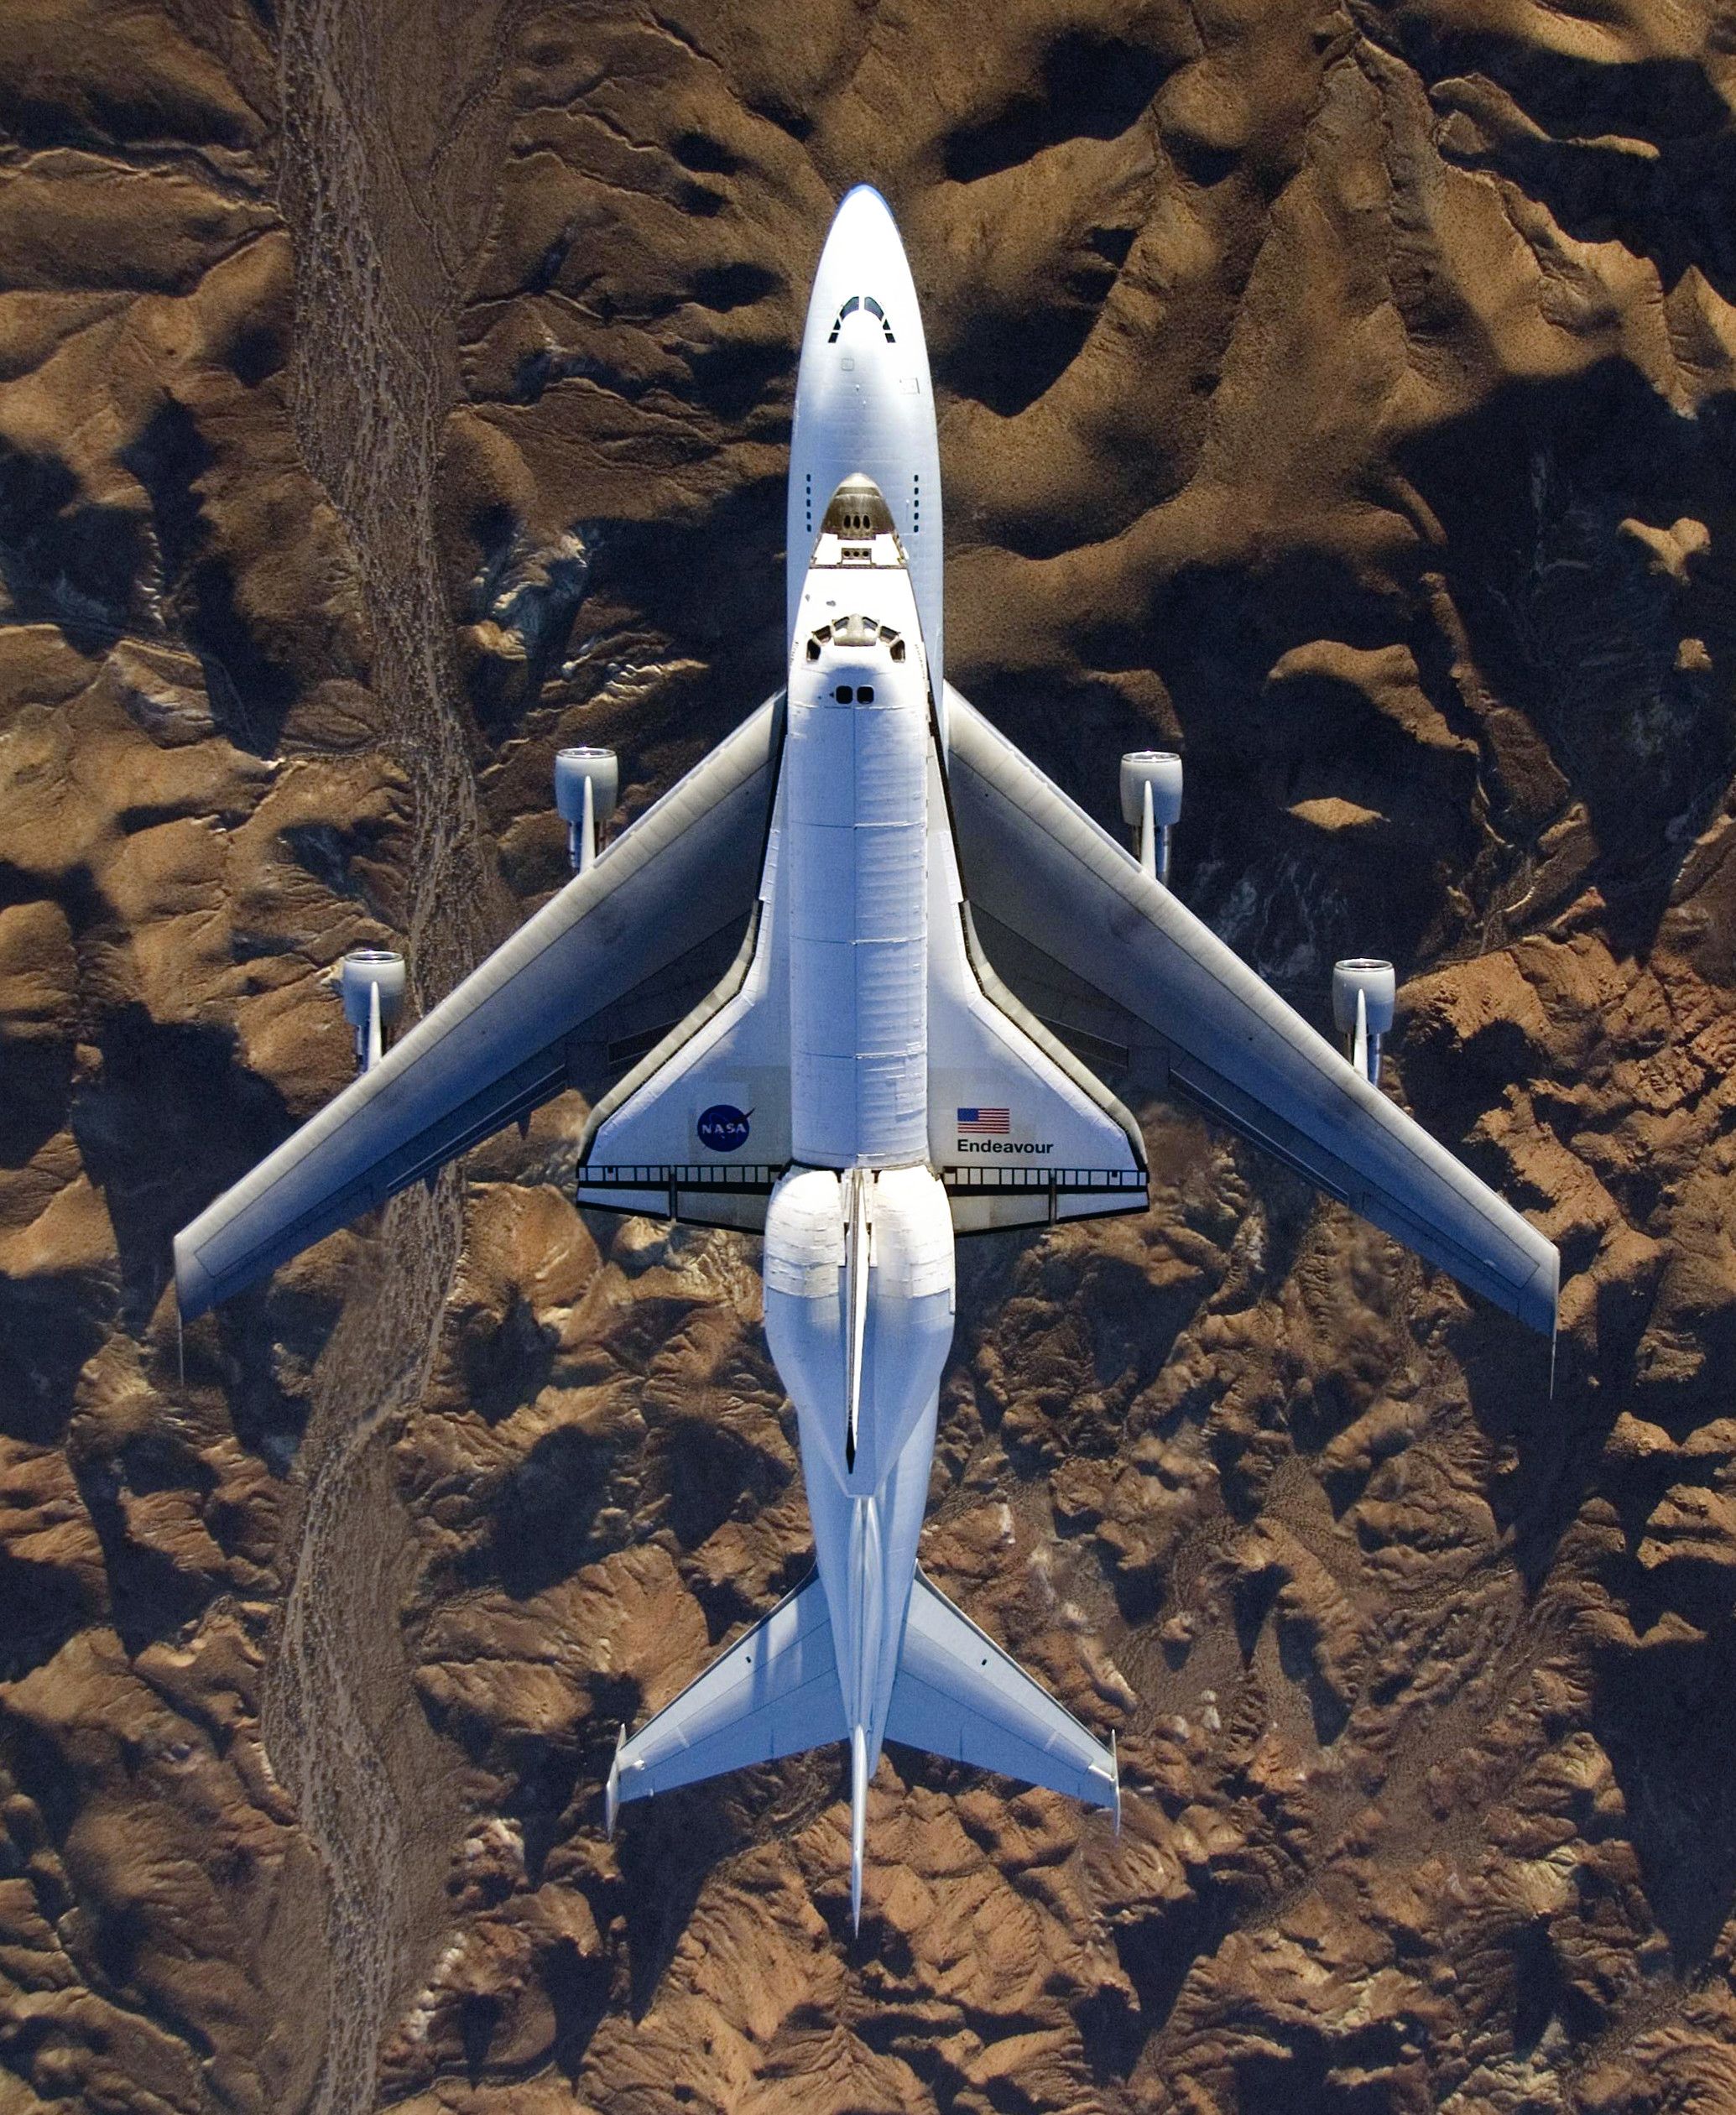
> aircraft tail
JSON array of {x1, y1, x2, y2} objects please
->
[
  {"x1": 607, "y1": 1570, "x2": 1120, "y2": 1884},
  {"x1": 884, "y1": 1571, "x2": 1121, "y2": 1821}
]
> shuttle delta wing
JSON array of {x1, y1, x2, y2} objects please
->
[
  {"x1": 925, "y1": 744, "x2": 1147, "y2": 1232},
  {"x1": 884, "y1": 1573, "x2": 1120, "y2": 1814},
  {"x1": 174, "y1": 697, "x2": 785, "y2": 1320},
  {"x1": 943, "y1": 689, "x2": 1559, "y2": 1336},
  {"x1": 576, "y1": 768, "x2": 793, "y2": 1230},
  {"x1": 608, "y1": 1571, "x2": 845, "y2": 1819}
]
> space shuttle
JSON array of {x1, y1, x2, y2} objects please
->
[{"x1": 174, "y1": 187, "x2": 1558, "y2": 1934}]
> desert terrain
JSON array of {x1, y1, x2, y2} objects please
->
[{"x1": 3, "y1": 1, "x2": 1736, "y2": 2109}]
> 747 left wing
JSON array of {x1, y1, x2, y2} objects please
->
[{"x1": 174, "y1": 695, "x2": 785, "y2": 1319}]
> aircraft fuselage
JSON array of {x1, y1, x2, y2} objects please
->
[{"x1": 770, "y1": 192, "x2": 957, "y2": 1904}]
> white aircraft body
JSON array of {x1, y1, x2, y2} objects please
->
[{"x1": 174, "y1": 187, "x2": 1558, "y2": 1933}]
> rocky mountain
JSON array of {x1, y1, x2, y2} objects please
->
[{"x1": 3, "y1": 1, "x2": 1735, "y2": 2109}]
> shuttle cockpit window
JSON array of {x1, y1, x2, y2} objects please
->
[{"x1": 805, "y1": 617, "x2": 907, "y2": 669}]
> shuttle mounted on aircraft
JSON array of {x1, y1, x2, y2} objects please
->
[{"x1": 174, "y1": 185, "x2": 1558, "y2": 1935}]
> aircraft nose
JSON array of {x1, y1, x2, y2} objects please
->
[
  {"x1": 833, "y1": 182, "x2": 894, "y2": 230},
  {"x1": 819, "y1": 183, "x2": 905, "y2": 271}
]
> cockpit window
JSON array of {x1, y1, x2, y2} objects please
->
[
  {"x1": 827, "y1": 294, "x2": 895, "y2": 345},
  {"x1": 805, "y1": 617, "x2": 906, "y2": 663}
]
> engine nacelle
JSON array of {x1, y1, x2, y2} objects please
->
[
  {"x1": 1119, "y1": 751, "x2": 1182, "y2": 884},
  {"x1": 1332, "y1": 957, "x2": 1395, "y2": 1085},
  {"x1": 338, "y1": 949, "x2": 405, "y2": 1072},
  {"x1": 555, "y1": 746, "x2": 618, "y2": 872}
]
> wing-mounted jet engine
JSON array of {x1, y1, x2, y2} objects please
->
[
  {"x1": 555, "y1": 745, "x2": 618, "y2": 873},
  {"x1": 1120, "y1": 750, "x2": 1183, "y2": 886},
  {"x1": 1332, "y1": 956, "x2": 1397, "y2": 1086},
  {"x1": 337, "y1": 949, "x2": 404, "y2": 1074},
  {"x1": 170, "y1": 184, "x2": 1557, "y2": 1938}
]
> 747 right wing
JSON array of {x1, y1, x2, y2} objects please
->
[{"x1": 943, "y1": 688, "x2": 1558, "y2": 1337}]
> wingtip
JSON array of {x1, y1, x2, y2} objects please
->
[
  {"x1": 171, "y1": 1230, "x2": 214, "y2": 1327},
  {"x1": 1111, "y1": 1728, "x2": 1122, "y2": 1839},
  {"x1": 1516, "y1": 1240, "x2": 1561, "y2": 1347},
  {"x1": 605, "y1": 1723, "x2": 625, "y2": 1842}
]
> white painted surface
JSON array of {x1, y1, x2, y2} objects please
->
[{"x1": 787, "y1": 186, "x2": 944, "y2": 715}]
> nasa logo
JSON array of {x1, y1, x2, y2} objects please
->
[{"x1": 696, "y1": 1103, "x2": 752, "y2": 1153}]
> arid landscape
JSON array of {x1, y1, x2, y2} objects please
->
[{"x1": 4, "y1": 1, "x2": 1736, "y2": 2109}]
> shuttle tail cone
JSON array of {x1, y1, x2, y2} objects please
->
[{"x1": 850, "y1": 1724, "x2": 868, "y2": 1935}]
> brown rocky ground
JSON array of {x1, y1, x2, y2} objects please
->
[{"x1": 4, "y1": 1, "x2": 1736, "y2": 2109}]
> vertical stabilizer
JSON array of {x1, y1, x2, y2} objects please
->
[
  {"x1": 850, "y1": 1724, "x2": 868, "y2": 1934},
  {"x1": 843, "y1": 1172, "x2": 871, "y2": 1472}
]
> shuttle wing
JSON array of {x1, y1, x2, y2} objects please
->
[
  {"x1": 925, "y1": 742, "x2": 1147, "y2": 1233},
  {"x1": 943, "y1": 689, "x2": 1558, "y2": 1336},
  {"x1": 574, "y1": 762, "x2": 793, "y2": 1232},
  {"x1": 174, "y1": 696, "x2": 785, "y2": 1319}
]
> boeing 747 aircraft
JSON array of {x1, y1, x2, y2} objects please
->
[{"x1": 174, "y1": 186, "x2": 1558, "y2": 1932}]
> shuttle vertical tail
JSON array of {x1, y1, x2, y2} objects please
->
[{"x1": 850, "y1": 1725, "x2": 869, "y2": 1934}]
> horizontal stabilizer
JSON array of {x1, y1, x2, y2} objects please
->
[
  {"x1": 884, "y1": 1571, "x2": 1120, "y2": 1815},
  {"x1": 609, "y1": 1570, "x2": 845, "y2": 1812}
]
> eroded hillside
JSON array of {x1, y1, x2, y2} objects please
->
[{"x1": 3, "y1": 2, "x2": 1736, "y2": 2111}]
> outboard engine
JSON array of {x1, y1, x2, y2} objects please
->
[
  {"x1": 555, "y1": 746, "x2": 618, "y2": 873},
  {"x1": 1120, "y1": 752, "x2": 1182, "y2": 885},
  {"x1": 1332, "y1": 957, "x2": 1395, "y2": 1085},
  {"x1": 339, "y1": 949, "x2": 406, "y2": 1073}
]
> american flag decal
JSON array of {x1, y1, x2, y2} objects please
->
[{"x1": 957, "y1": 1107, "x2": 1009, "y2": 1134}]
